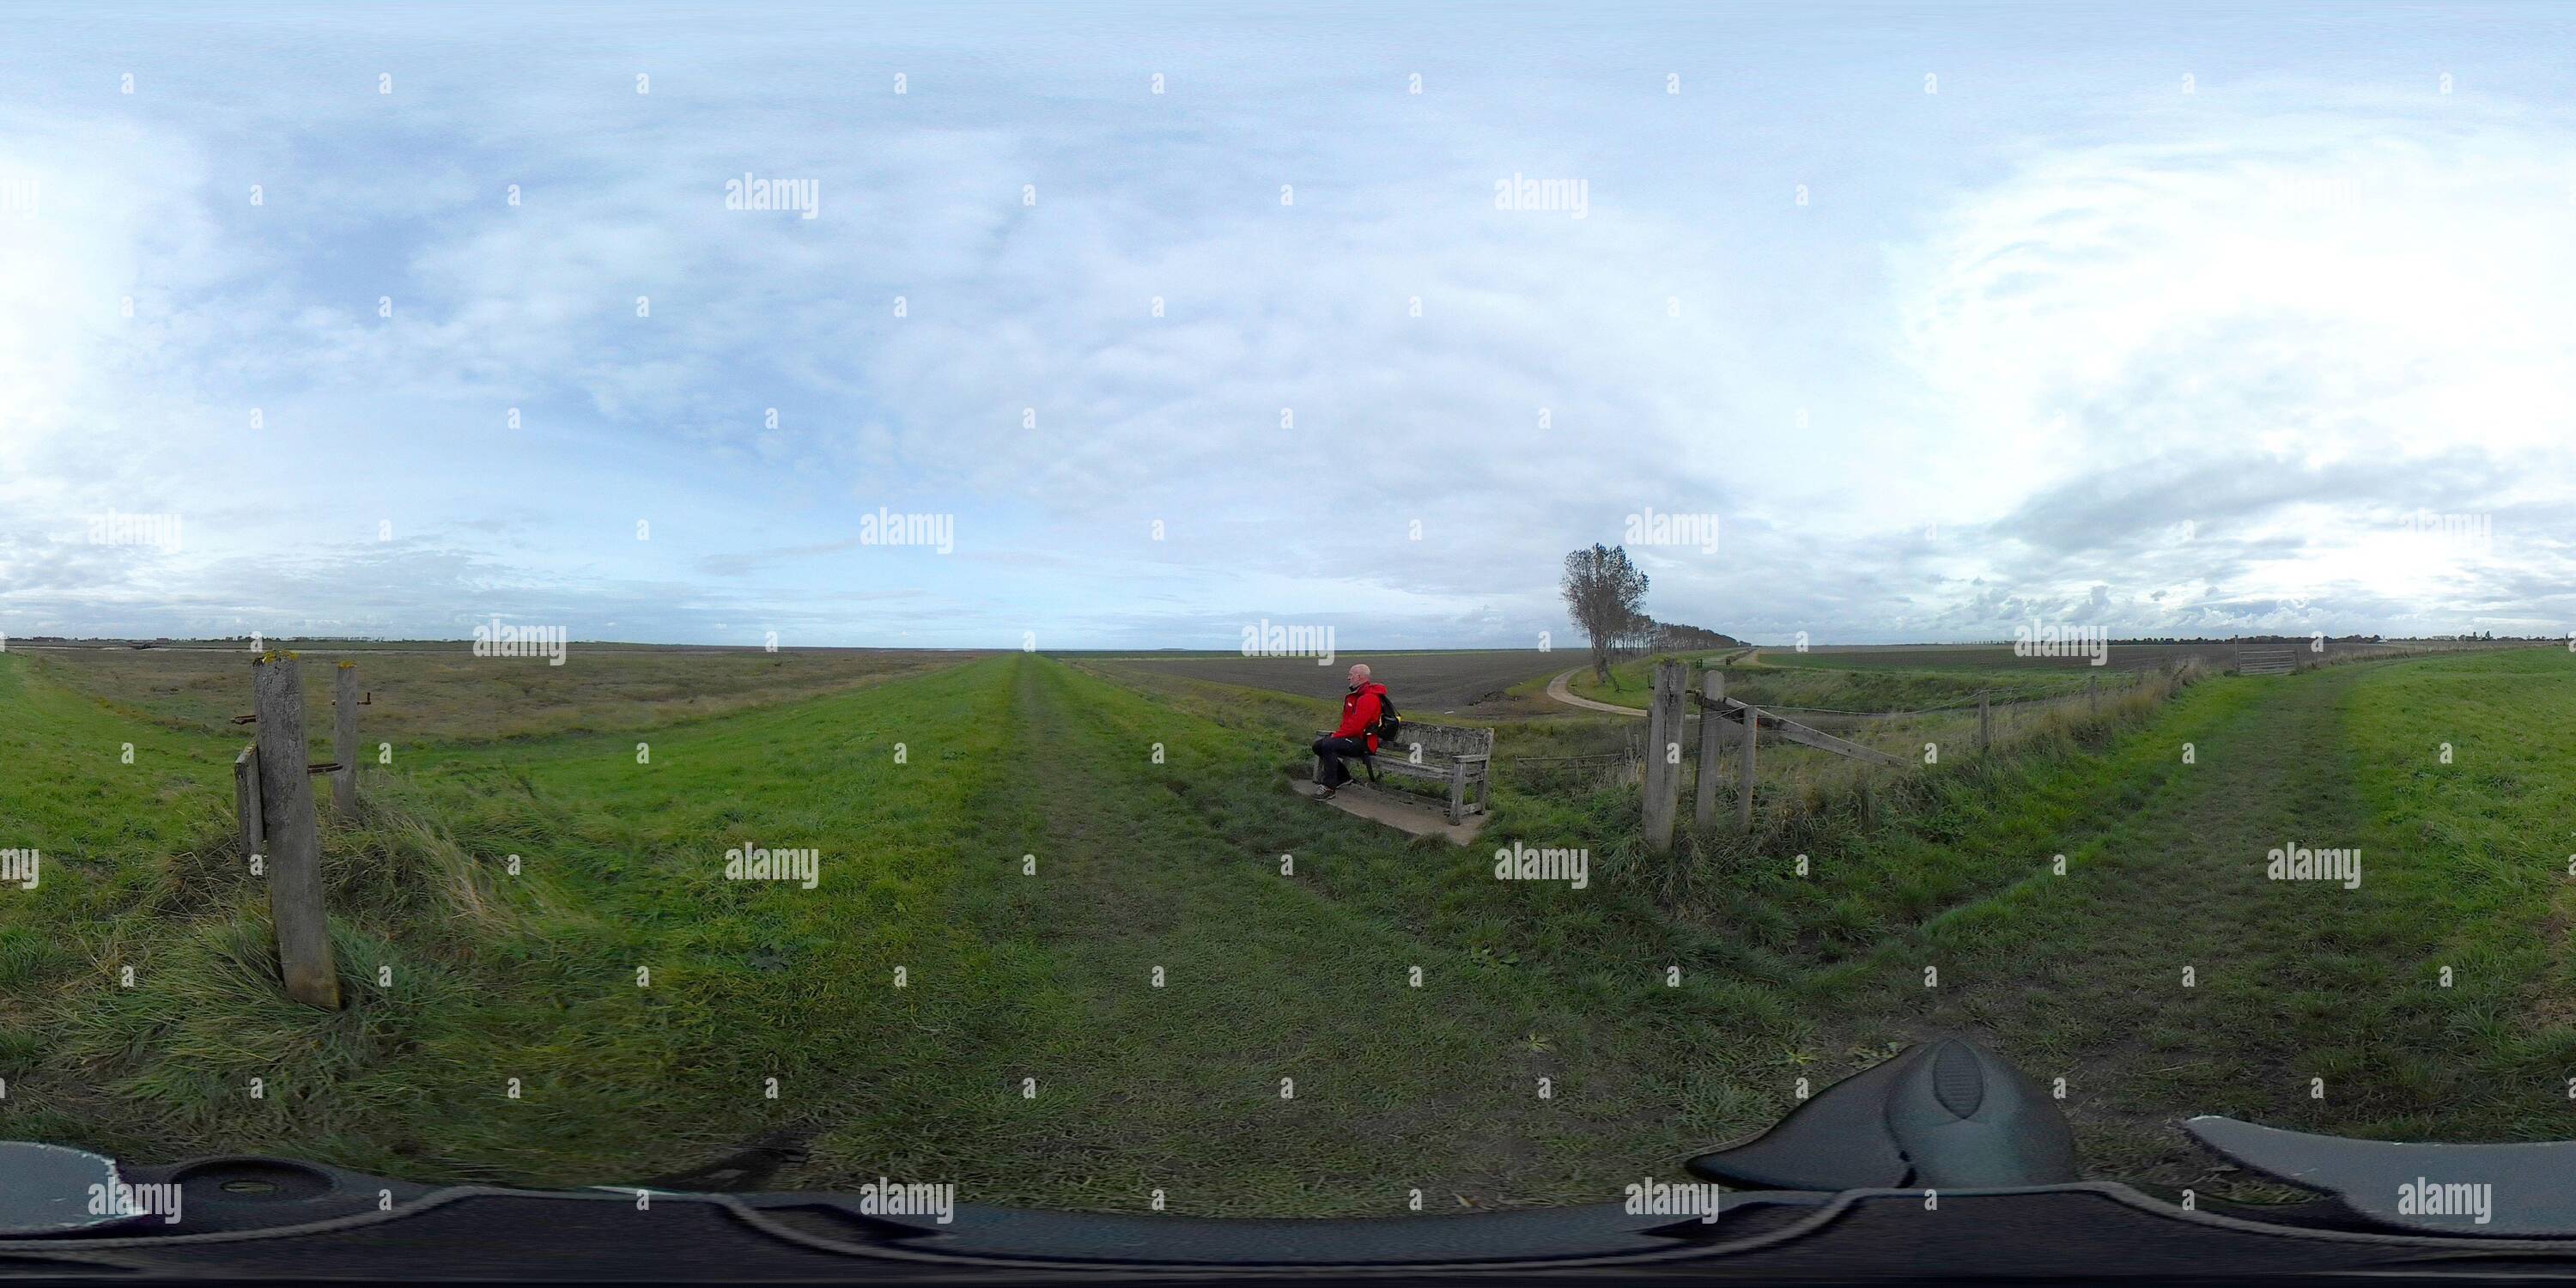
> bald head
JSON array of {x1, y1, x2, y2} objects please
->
[{"x1": 1347, "y1": 662, "x2": 1371, "y2": 688}]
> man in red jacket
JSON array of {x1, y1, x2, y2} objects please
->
[{"x1": 1312, "y1": 662, "x2": 1388, "y2": 799}]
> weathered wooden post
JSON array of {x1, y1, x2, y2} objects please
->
[
  {"x1": 332, "y1": 662, "x2": 361, "y2": 814},
  {"x1": 233, "y1": 743, "x2": 263, "y2": 855},
  {"x1": 1736, "y1": 702, "x2": 1759, "y2": 834},
  {"x1": 1642, "y1": 661, "x2": 1686, "y2": 853},
  {"x1": 1693, "y1": 669, "x2": 1725, "y2": 826},
  {"x1": 1978, "y1": 690, "x2": 1992, "y2": 753},
  {"x1": 252, "y1": 653, "x2": 341, "y2": 1010}
]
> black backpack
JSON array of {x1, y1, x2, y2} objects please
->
[{"x1": 1369, "y1": 691, "x2": 1401, "y2": 750}]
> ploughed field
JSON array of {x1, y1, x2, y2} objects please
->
[
  {"x1": 1094, "y1": 649, "x2": 1570, "y2": 718},
  {"x1": 3, "y1": 642, "x2": 2570, "y2": 1216},
  {"x1": 18, "y1": 641, "x2": 967, "y2": 744}
]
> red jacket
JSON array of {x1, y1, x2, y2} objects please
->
[{"x1": 1332, "y1": 682, "x2": 1389, "y2": 751}]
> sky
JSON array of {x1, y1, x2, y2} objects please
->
[{"x1": 3, "y1": 1, "x2": 2572, "y2": 649}]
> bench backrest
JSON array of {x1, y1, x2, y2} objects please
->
[{"x1": 1381, "y1": 722, "x2": 1494, "y2": 762}]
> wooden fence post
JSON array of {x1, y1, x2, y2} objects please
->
[
  {"x1": 1642, "y1": 661, "x2": 1686, "y2": 853},
  {"x1": 333, "y1": 662, "x2": 361, "y2": 814},
  {"x1": 252, "y1": 654, "x2": 341, "y2": 1010},
  {"x1": 1736, "y1": 702, "x2": 1759, "y2": 834},
  {"x1": 1694, "y1": 669, "x2": 1725, "y2": 826},
  {"x1": 233, "y1": 742, "x2": 263, "y2": 855},
  {"x1": 1978, "y1": 690, "x2": 1991, "y2": 753}
]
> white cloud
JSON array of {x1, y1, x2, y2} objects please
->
[
  {"x1": 1869, "y1": 88, "x2": 2576, "y2": 635},
  {"x1": 6, "y1": 20, "x2": 2574, "y2": 646}
]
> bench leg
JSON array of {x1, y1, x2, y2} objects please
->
[{"x1": 1447, "y1": 766, "x2": 1467, "y2": 823}]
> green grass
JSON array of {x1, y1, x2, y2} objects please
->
[
  {"x1": 1566, "y1": 651, "x2": 2099, "y2": 713},
  {"x1": 0, "y1": 651, "x2": 1806, "y2": 1213},
  {"x1": 2, "y1": 654, "x2": 1033, "y2": 1187},
  {"x1": 5, "y1": 646, "x2": 2571, "y2": 1213},
  {"x1": 1795, "y1": 648, "x2": 2576, "y2": 1184}
]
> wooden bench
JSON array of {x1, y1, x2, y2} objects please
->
[{"x1": 1315, "y1": 723, "x2": 1495, "y2": 823}]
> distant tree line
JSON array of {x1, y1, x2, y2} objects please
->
[
  {"x1": 1647, "y1": 621, "x2": 1745, "y2": 650},
  {"x1": 1559, "y1": 543, "x2": 1746, "y2": 682}
]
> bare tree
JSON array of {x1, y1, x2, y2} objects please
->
[
  {"x1": 1618, "y1": 610, "x2": 1659, "y2": 663},
  {"x1": 1560, "y1": 544, "x2": 1649, "y2": 684}
]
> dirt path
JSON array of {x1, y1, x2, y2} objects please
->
[{"x1": 1545, "y1": 666, "x2": 1644, "y2": 717}]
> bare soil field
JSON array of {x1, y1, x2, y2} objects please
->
[
  {"x1": 1093, "y1": 649, "x2": 1569, "y2": 719},
  {"x1": 20, "y1": 641, "x2": 972, "y2": 745}
]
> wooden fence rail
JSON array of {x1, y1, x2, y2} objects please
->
[
  {"x1": 1694, "y1": 693, "x2": 1911, "y2": 769},
  {"x1": 1601, "y1": 654, "x2": 2193, "y2": 845}
]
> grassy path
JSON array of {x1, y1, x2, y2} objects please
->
[
  {"x1": 865, "y1": 656, "x2": 1781, "y2": 1213},
  {"x1": 1833, "y1": 654, "x2": 2576, "y2": 1185}
]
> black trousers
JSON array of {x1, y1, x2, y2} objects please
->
[{"x1": 1312, "y1": 735, "x2": 1371, "y2": 787}]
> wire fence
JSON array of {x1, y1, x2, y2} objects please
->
[
  {"x1": 1498, "y1": 641, "x2": 2517, "y2": 833},
  {"x1": 1498, "y1": 662, "x2": 2201, "y2": 824}
]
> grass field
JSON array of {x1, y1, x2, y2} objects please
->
[
  {"x1": 1564, "y1": 649, "x2": 2103, "y2": 714},
  {"x1": 1804, "y1": 647, "x2": 2576, "y2": 1176},
  {"x1": 1765, "y1": 642, "x2": 2245, "y2": 673},
  {"x1": 0, "y1": 648, "x2": 1780, "y2": 1211},
  {"x1": 3, "y1": 644, "x2": 2571, "y2": 1214},
  {"x1": 1764, "y1": 640, "x2": 2505, "y2": 674}
]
